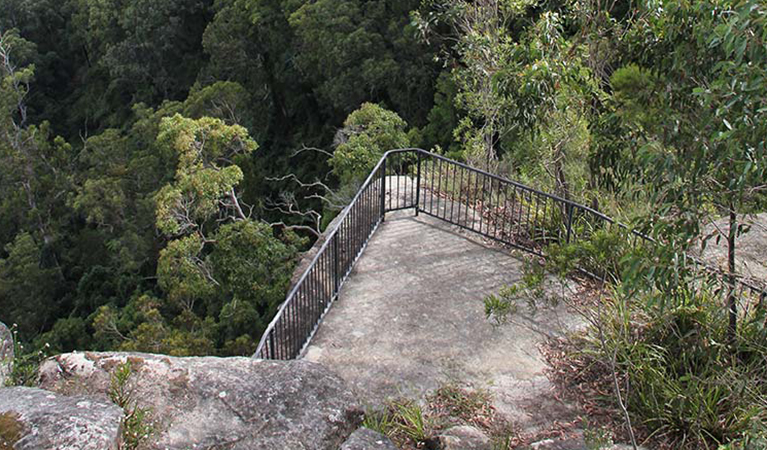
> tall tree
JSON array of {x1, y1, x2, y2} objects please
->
[{"x1": 606, "y1": 0, "x2": 767, "y2": 340}]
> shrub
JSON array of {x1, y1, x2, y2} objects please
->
[{"x1": 575, "y1": 287, "x2": 767, "y2": 448}]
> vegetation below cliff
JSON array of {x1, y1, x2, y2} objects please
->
[{"x1": 1, "y1": 0, "x2": 766, "y2": 446}]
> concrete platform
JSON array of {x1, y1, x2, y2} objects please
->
[{"x1": 304, "y1": 211, "x2": 582, "y2": 434}]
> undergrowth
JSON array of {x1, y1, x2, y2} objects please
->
[
  {"x1": 361, "y1": 383, "x2": 515, "y2": 449},
  {"x1": 547, "y1": 286, "x2": 767, "y2": 449},
  {"x1": 484, "y1": 260, "x2": 552, "y2": 326},
  {"x1": 109, "y1": 361, "x2": 154, "y2": 450},
  {"x1": 0, "y1": 413, "x2": 23, "y2": 450},
  {"x1": 3, "y1": 325, "x2": 49, "y2": 387},
  {"x1": 485, "y1": 226, "x2": 767, "y2": 449}
]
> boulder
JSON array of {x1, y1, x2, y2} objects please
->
[
  {"x1": 0, "y1": 322, "x2": 11, "y2": 386},
  {"x1": 437, "y1": 425, "x2": 492, "y2": 450},
  {"x1": 39, "y1": 352, "x2": 361, "y2": 450},
  {"x1": 339, "y1": 428, "x2": 397, "y2": 450},
  {"x1": 0, "y1": 386, "x2": 123, "y2": 450}
]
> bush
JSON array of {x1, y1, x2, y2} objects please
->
[
  {"x1": 575, "y1": 286, "x2": 767, "y2": 448},
  {"x1": 545, "y1": 227, "x2": 635, "y2": 282}
]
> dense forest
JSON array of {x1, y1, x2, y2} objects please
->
[{"x1": 1, "y1": 0, "x2": 767, "y2": 445}]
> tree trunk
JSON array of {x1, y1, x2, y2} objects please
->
[{"x1": 727, "y1": 202, "x2": 737, "y2": 345}]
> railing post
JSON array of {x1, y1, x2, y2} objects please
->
[
  {"x1": 333, "y1": 236, "x2": 339, "y2": 294},
  {"x1": 381, "y1": 157, "x2": 387, "y2": 221},
  {"x1": 565, "y1": 203, "x2": 574, "y2": 244},
  {"x1": 415, "y1": 152, "x2": 422, "y2": 216}
]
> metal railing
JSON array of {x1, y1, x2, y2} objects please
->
[{"x1": 255, "y1": 149, "x2": 766, "y2": 359}]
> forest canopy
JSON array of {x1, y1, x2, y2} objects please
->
[{"x1": 1, "y1": 0, "x2": 765, "y2": 366}]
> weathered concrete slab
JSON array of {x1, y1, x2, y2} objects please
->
[{"x1": 304, "y1": 212, "x2": 581, "y2": 435}]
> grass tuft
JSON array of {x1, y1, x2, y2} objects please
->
[{"x1": 0, "y1": 413, "x2": 24, "y2": 450}]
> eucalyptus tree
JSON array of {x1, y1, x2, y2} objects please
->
[
  {"x1": 329, "y1": 103, "x2": 411, "y2": 185},
  {"x1": 153, "y1": 114, "x2": 300, "y2": 355},
  {"x1": 605, "y1": 0, "x2": 767, "y2": 340},
  {"x1": 0, "y1": 29, "x2": 73, "y2": 338}
]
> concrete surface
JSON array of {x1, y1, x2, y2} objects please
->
[{"x1": 304, "y1": 210, "x2": 582, "y2": 435}]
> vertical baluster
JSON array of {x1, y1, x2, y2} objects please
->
[
  {"x1": 364, "y1": 182, "x2": 368, "y2": 237},
  {"x1": 333, "y1": 235, "x2": 339, "y2": 297},
  {"x1": 565, "y1": 203, "x2": 574, "y2": 244},
  {"x1": 525, "y1": 190, "x2": 533, "y2": 239},
  {"x1": 367, "y1": 181, "x2": 372, "y2": 235},
  {"x1": 516, "y1": 188, "x2": 525, "y2": 238},
  {"x1": 448, "y1": 163, "x2": 455, "y2": 222},
  {"x1": 467, "y1": 171, "x2": 475, "y2": 231},
  {"x1": 532, "y1": 193, "x2": 541, "y2": 242},
  {"x1": 344, "y1": 213, "x2": 350, "y2": 276},
  {"x1": 456, "y1": 166, "x2": 466, "y2": 226},
  {"x1": 277, "y1": 305, "x2": 283, "y2": 359},
  {"x1": 491, "y1": 178, "x2": 498, "y2": 240},
  {"x1": 436, "y1": 158, "x2": 443, "y2": 218},
  {"x1": 352, "y1": 197, "x2": 357, "y2": 259},
  {"x1": 395, "y1": 154, "x2": 400, "y2": 210},
  {"x1": 465, "y1": 171, "x2": 473, "y2": 230},
  {"x1": 325, "y1": 246, "x2": 331, "y2": 306},
  {"x1": 301, "y1": 281, "x2": 308, "y2": 356},
  {"x1": 381, "y1": 159, "x2": 387, "y2": 218},
  {"x1": 476, "y1": 173, "x2": 484, "y2": 235},
  {"x1": 541, "y1": 198, "x2": 549, "y2": 247},
  {"x1": 285, "y1": 296, "x2": 292, "y2": 358},
  {"x1": 508, "y1": 186, "x2": 516, "y2": 240},
  {"x1": 304, "y1": 270, "x2": 308, "y2": 344},
  {"x1": 294, "y1": 291, "x2": 300, "y2": 356},
  {"x1": 428, "y1": 156, "x2": 435, "y2": 214},
  {"x1": 415, "y1": 152, "x2": 422, "y2": 215},
  {"x1": 500, "y1": 183, "x2": 508, "y2": 243}
]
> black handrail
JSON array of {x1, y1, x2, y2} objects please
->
[{"x1": 255, "y1": 149, "x2": 766, "y2": 359}]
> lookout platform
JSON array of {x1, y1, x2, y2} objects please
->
[{"x1": 303, "y1": 210, "x2": 583, "y2": 436}]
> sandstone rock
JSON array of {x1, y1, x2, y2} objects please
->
[
  {"x1": 39, "y1": 352, "x2": 361, "y2": 450},
  {"x1": 529, "y1": 436, "x2": 586, "y2": 450},
  {"x1": 0, "y1": 386, "x2": 123, "y2": 450},
  {"x1": 528, "y1": 435, "x2": 648, "y2": 450},
  {"x1": 0, "y1": 322, "x2": 12, "y2": 387},
  {"x1": 339, "y1": 428, "x2": 397, "y2": 450},
  {"x1": 699, "y1": 213, "x2": 767, "y2": 285},
  {"x1": 437, "y1": 425, "x2": 492, "y2": 450}
]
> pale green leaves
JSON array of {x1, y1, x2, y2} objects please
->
[
  {"x1": 157, "y1": 114, "x2": 257, "y2": 174},
  {"x1": 157, "y1": 234, "x2": 215, "y2": 310},
  {"x1": 329, "y1": 103, "x2": 410, "y2": 184},
  {"x1": 154, "y1": 114, "x2": 257, "y2": 237}
]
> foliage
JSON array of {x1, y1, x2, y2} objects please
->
[
  {"x1": 0, "y1": 412, "x2": 23, "y2": 450},
  {"x1": 3, "y1": 324, "x2": 49, "y2": 387},
  {"x1": 427, "y1": 384, "x2": 496, "y2": 430},
  {"x1": 108, "y1": 361, "x2": 154, "y2": 449},
  {"x1": 362, "y1": 401, "x2": 433, "y2": 447},
  {"x1": 582, "y1": 420, "x2": 614, "y2": 450},
  {"x1": 545, "y1": 227, "x2": 634, "y2": 282},
  {"x1": 1, "y1": 5, "x2": 766, "y2": 445},
  {"x1": 576, "y1": 285, "x2": 767, "y2": 448},
  {"x1": 363, "y1": 383, "x2": 512, "y2": 448},
  {"x1": 329, "y1": 103, "x2": 410, "y2": 185},
  {"x1": 393, "y1": 401, "x2": 431, "y2": 443},
  {"x1": 483, "y1": 261, "x2": 548, "y2": 326},
  {"x1": 0, "y1": 233, "x2": 60, "y2": 337},
  {"x1": 287, "y1": 0, "x2": 436, "y2": 119}
]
